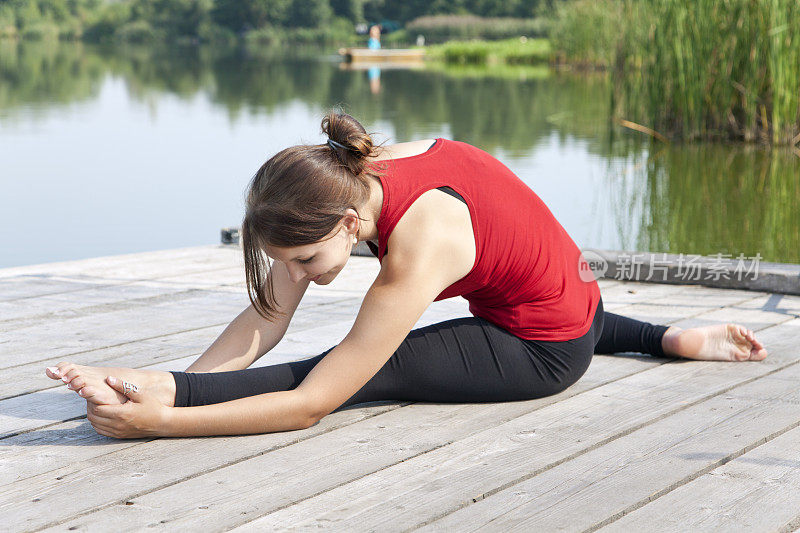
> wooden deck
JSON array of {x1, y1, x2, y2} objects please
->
[{"x1": 2, "y1": 245, "x2": 799, "y2": 532}]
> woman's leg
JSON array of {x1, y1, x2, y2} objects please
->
[
  {"x1": 593, "y1": 311, "x2": 670, "y2": 357},
  {"x1": 171, "y1": 305, "x2": 603, "y2": 410},
  {"x1": 593, "y1": 305, "x2": 769, "y2": 361}
]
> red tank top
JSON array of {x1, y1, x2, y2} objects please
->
[{"x1": 368, "y1": 138, "x2": 600, "y2": 342}]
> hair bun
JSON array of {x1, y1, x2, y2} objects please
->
[{"x1": 321, "y1": 112, "x2": 376, "y2": 175}]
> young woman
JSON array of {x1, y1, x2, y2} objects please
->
[{"x1": 44, "y1": 112, "x2": 768, "y2": 439}]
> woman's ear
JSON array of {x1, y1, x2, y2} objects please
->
[{"x1": 342, "y1": 209, "x2": 360, "y2": 236}]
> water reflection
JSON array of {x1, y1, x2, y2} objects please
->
[
  {"x1": 0, "y1": 41, "x2": 797, "y2": 266},
  {"x1": 621, "y1": 145, "x2": 799, "y2": 263}
]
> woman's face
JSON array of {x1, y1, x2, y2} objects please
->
[{"x1": 265, "y1": 224, "x2": 355, "y2": 285}]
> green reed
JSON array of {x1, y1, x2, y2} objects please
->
[
  {"x1": 552, "y1": 0, "x2": 800, "y2": 144},
  {"x1": 616, "y1": 0, "x2": 800, "y2": 144}
]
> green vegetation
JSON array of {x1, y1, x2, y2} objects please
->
[
  {"x1": 0, "y1": 0, "x2": 556, "y2": 44},
  {"x1": 621, "y1": 0, "x2": 800, "y2": 145},
  {"x1": 550, "y1": 0, "x2": 800, "y2": 145},
  {"x1": 425, "y1": 37, "x2": 551, "y2": 65},
  {"x1": 405, "y1": 15, "x2": 549, "y2": 44},
  {"x1": 548, "y1": 0, "x2": 619, "y2": 68}
]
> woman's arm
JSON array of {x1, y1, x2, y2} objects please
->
[
  {"x1": 160, "y1": 205, "x2": 471, "y2": 436},
  {"x1": 160, "y1": 248, "x2": 450, "y2": 436},
  {"x1": 186, "y1": 260, "x2": 309, "y2": 373},
  {"x1": 93, "y1": 193, "x2": 473, "y2": 438}
]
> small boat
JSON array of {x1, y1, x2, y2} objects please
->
[{"x1": 338, "y1": 47, "x2": 426, "y2": 64}]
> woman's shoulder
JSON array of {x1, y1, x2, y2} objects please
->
[
  {"x1": 370, "y1": 139, "x2": 438, "y2": 162},
  {"x1": 382, "y1": 183, "x2": 476, "y2": 284}
]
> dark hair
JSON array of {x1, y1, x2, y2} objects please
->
[{"x1": 242, "y1": 111, "x2": 383, "y2": 321}]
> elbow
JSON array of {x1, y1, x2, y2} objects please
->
[
  {"x1": 300, "y1": 414, "x2": 320, "y2": 430},
  {"x1": 297, "y1": 397, "x2": 327, "y2": 430},
  {"x1": 292, "y1": 388, "x2": 333, "y2": 429},
  {"x1": 303, "y1": 405, "x2": 328, "y2": 429}
]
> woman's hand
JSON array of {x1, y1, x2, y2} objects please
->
[{"x1": 86, "y1": 376, "x2": 172, "y2": 439}]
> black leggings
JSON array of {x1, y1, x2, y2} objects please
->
[{"x1": 169, "y1": 298, "x2": 670, "y2": 410}]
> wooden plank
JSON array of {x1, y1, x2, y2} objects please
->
[
  {"x1": 0, "y1": 274, "x2": 243, "y2": 327},
  {"x1": 218, "y1": 318, "x2": 800, "y2": 532},
  {"x1": 40, "y1": 318, "x2": 800, "y2": 532},
  {"x1": 598, "y1": 281, "x2": 767, "y2": 308},
  {"x1": 1, "y1": 289, "x2": 252, "y2": 368},
  {"x1": 671, "y1": 304, "x2": 796, "y2": 331},
  {"x1": 6, "y1": 355, "x2": 657, "y2": 532},
  {"x1": 0, "y1": 253, "x2": 243, "y2": 303},
  {"x1": 730, "y1": 292, "x2": 800, "y2": 317},
  {"x1": 600, "y1": 424, "x2": 800, "y2": 533},
  {"x1": 1, "y1": 254, "x2": 380, "y2": 372},
  {"x1": 2, "y1": 289, "x2": 362, "y2": 373},
  {"x1": 0, "y1": 264, "x2": 244, "y2": 303},
  {"x1": 0, "y1": 245, "x2": 242, "y2": 281},
  {"x1": 417, "y1": 363, "x2": 800, "y2": 532},
  {"x1": 0, "y1": 276, "x2": 102, "y2": 301},
  {"x1": 1, "y1": 402, "x2": 408, "y2": 532},
  {"x1": 0, "y1": 252, "x2": 378, "y2": 326}
]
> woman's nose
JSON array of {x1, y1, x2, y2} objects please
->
[{"x1": 287, "y1": 264, "x2": 306, "y2": 283}]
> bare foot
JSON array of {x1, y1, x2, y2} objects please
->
[
  {"x1": 45, "y1": 362, "x2": 176, "y2": 406},
  {"x1": 661, "y1": 324, "x2": 769, "y2": 362}
]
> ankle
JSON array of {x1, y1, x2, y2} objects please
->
[
  {"x1": 661, "y1": 326, "x2": 684, "y2": 357},
  {"x1": 146, "y1": 370, "x2": 176, "y2": 407}
]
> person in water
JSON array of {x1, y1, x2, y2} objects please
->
[{"x1": 45, "y1": 112, "x2": 768, "y2": 439}]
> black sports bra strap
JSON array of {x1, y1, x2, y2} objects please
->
[{"x1": 436, "y1": 186, "x2": 467, "y2": 205}]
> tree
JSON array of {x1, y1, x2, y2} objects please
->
[
  {"x1": 286, "y1": 0, "x2": 332, "y2": 28},
  {"x1": 330, "y1": 0, "x2": 363, "y2": 24},
  {"x1": 211, "y1": 0, "x2": 291, "y2": 32}
]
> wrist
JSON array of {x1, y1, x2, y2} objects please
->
[{"x1": 158, "y1": 405, "x2": 179, "y2": 437}]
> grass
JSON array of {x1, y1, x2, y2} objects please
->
[
  {"x1": 423, "y1": 37, "x2": 552, "y2": 66},
  {"x1": 422, "y1": 61, "x2": 552, "y2": 81},
  {"x1": 405, "y1": 15, "x2": 549, "y2": 44}
]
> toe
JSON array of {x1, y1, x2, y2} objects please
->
[
  {"x1": 61, "y1": 368, "x2": 79, "y2": 384},
  {"x1": 58, "y1": 363, "x2": 76, "y2": 381},
  {"x1": 751, "y1": 346, "x2": 769, "y2": 361},
  {"x1": 68, "y1": 377, "x2": 86, "y2": 390},
  {"x1": 79, "y1": 386, "x2": 103, "y2": 401},
  {"x1": 45, "y1": 367, "x2": 62, "y2": 379}
]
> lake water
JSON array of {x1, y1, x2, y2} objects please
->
[{"x1": 1, "y1": 41, "x2": 797, "y2": 269}]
